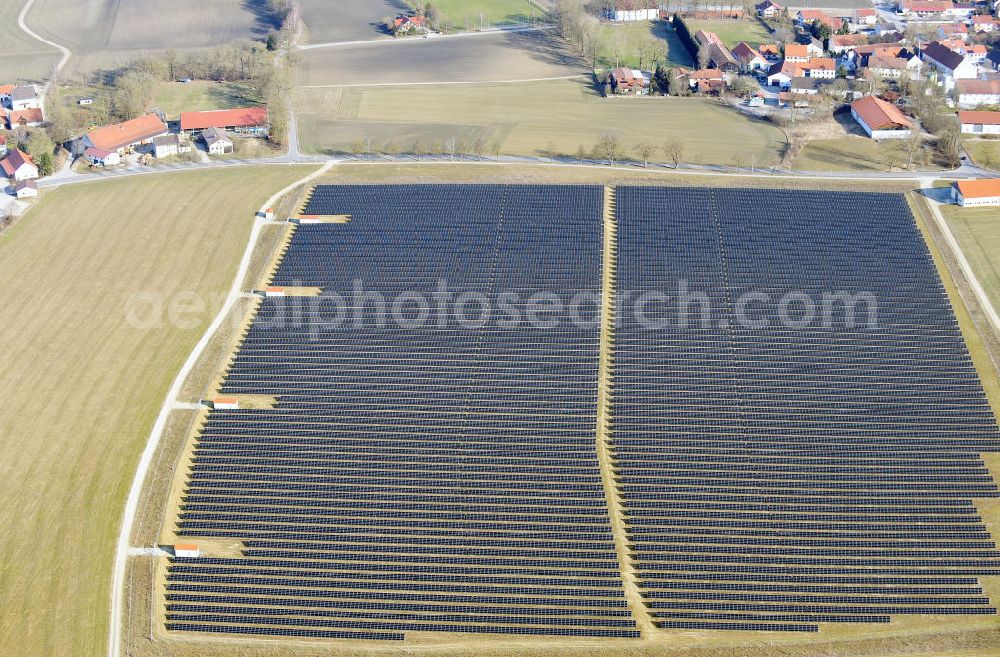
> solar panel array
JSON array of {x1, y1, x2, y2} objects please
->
[
  {"x1": 170, "y1": 185, "x2": 640, "y2": 641},
  {"x1": 613, "y1": 186, "x2": 1000, "y2": 633}
]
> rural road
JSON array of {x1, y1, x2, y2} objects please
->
[
  {"x1": 298, "y1": 23, "x2": 555, "y2": 50},
  {"x1": 17, "y1": 0, "x2": 71, "y2": 86},
  {"x1": 35, "y1": 152, "x2": 995, "y2": 191},
  {"x1": 106, "y1": 160, "x2": 335, "y2": 657}
]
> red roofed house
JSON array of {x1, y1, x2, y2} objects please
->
[
  {"x1": 958, "y1": 111, "x2": 1000, "y2": 135},
  {"x1": 971, "y1": 15, "x2": 999, "y2": 33},
  {"x1": 391, "y1": 15, "x2": 427, "y2": 35},
  {"x1": 767, "y1": 60, "x2": 802, "y2": 88},
  {"x1": 732, "y1": 42, "x2": 770, "y2": 72},
  {"x1": 957, "y1": 79, "x2": 1000, "y2": 109},
  {"x1": 0, "y1": 134, "x2": 6, "y2": 157},
  {"x1": 851, "y1": 95, "x2": 912, "y2": 139},
  {"x1": 938, "y1": 22, "x2": 968, "y2": 41},
  {"x1": 80, "y1": 113, "x2": 168, "y2": 155},
  {"x1": 800, "y1": 57, "x2": 837, "y2": 79},
  {"x1": 609, "y1": 67, "x2": 650, "y2": 95},
  {"x1": 179, "y1": 107, "x2": 269, "y2": 135},
  {"x1": 897, "y1": 0, "x2": 951, "y2": 16},
  {"x1": 852, "y1": 8, "x2": 877, "y2": 25},
  {"x1": 784, "y1": 43, "x2": 809, "y2": 63},
  {"x1": 952, "y1": 179, "x2": 1000, "y2": 207},
  {"x1": 796, "y1": 8, "x2": 827, "y2": 22},
  {"x1": 83, "y1": 147, "x2": 120, "y2": 167},
  {"x1": 829, "y1": 34, "x2": 868, "y2": 54},
  {"x1": 1, "y1": 149, "x2": 38, "y2": 181},
  {"x1": 7, "y1": 107, "x2": 43, "y2": 129},
  {"x1": 0, "y1": 84, "x2": 14, "y2": 104},
  {"x1": 757, "y1": 43, "x2": 781, "y2": 60}
]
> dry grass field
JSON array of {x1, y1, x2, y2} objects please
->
[
  {"x1": 294, "y1": 79, "x2": 787, "y2": 165},
  {"x1": 941, "y1": 203, "x2": 1000, "y2": 314},
  {"x1": 300, "y1": 0, "x2": 405, "y2": 43},
  {"x1": 595, "y1": 20, "x2": 695, "y2": 69},
  {"x1": 299, "y1": 30, "x2": 583, "y2": 87},
  {"x1": 152, "y1": 81, "x2": 260, "y2": 120},
  {"x1": 23, "y1": 0, "x2": 274, "y2": 76},
  {"x1": 0, "y1": 165, "x2": 316, "y2": 657},
  {"x1": 0, "y1": 0, "x2": 61, "y2": 82}
]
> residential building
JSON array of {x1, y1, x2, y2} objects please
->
[
  {"x1": 610, "y1": 67, "x2": 650, "y2": 95},
  {"x1": 79, "y1": 113, "x2": 168, "y2": 155},
  {"x1": 391, "y1": 15, "x2": 427, "y2": 35},
  {"x1": 755, "y1": 0, "x2": 783, "y2": 18},
  {"x1": 790, "y1": 77, "x2": 825, "y2": 94},
  {"x1": 784, "y1": 43, "x2": 809, "y2": 63},
  {"x1": 852, "y1": 8, "x2": 877, "y2": 25},
  {"x1": 202, "y1": 127, "x2": 234, "y2": 155},
  {"x1": 8, "y1": 108, "x2": 43, "y2": 129},
  {"x1": 897, "y1": 0, "x2": 951, "y2": 17},
  {"x1": 607, "y1": 0, "x2": 658, "y2": 21},
  {"x1": 0, "y1": 135, "x2": 6, "y2": 157},
  {"x1": 850, "y1": 95, "x2": 912, "y2": 138},
  {"x1": 0, "y1": 149, "x2": 38, "y2": 180},
  {"x1": 767, "y1": 60, "x2": 801, "y2": 88},
  {"x1": 971, "y1": 16, "x2": 999, "y2": 33},
  {"x1": 83, "y1": 147, "x2": 120, "y2": 167},
  {"x1": 179, "y1": 107, "x2": 268, "y2": 135},
  {"x1": 152, "y1": 134, "x2": 180, "y2": 158},
  {"x1": 757, "y1": 43, "x2": 781, "y2": 60},
  {"x1": 952, "y1": 179, "x2": 1000, "y2": 206},
  {"x1": 958, "y1": 110, "x2": 1000, "y2": 134},
  {"x1": 14, "y1": 179, "x2": 37, "y2": 198},
  {"x1": 938, "y1": 22, "x2": 969, "y2": 41},
  {"x1": 732, "y1": 42, "x2": 770, "y2": 73},
  {"x1": 9, "y1": 85, "x2": 39, "y2": 111},
  {"x1": 868, "y1": 55, "x2": 915, "y2": 78},
  {"x1": 956, "y1": 79, "x2": 1000, "y2": 108},
  {"x1": 921, "y1": 41, "x2": 978, "y2": 89},
  {"x1": 829, "y1": 34, "x2": 868, "y2": 54},
  {"x1": 800, "y1": 57, "x2": 837, "y2": 79}
]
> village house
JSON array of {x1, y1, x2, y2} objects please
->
[
  {"x1": 606, "y1": 0, "x2": 659, "y2": 21},
  {"x1": 852, "y1": 8, "x2": 877, "y2": 26},
  {"x1": 0, "y1": 149, "x2": 38, "y2": 180},
  {"x1": 897, "y1": 0, "x2": 951, "y2": 18},
  {"x1": 9, "y1": 85, "x2": 39, "y2": 111},
  {"x1": 8, "y1": 108, "x2": 43, "y2": 129},
  {"x1": 952, "y1": 179, "x2": 1000, "y2": 206},
  {"x1": 829, "y1": 34, "x2": 868, "y2": 55},
  {"x1": 202, "y1": 127, "x2": 234, "y2": 155},
  {"x1": 687, "y1": 69, "x2": 727, "y2": 93},
  {"x1": 14, "y1": 179, "x2": 37, "y2": 199},
  {"x1": 0, "y1": 135, "x2": 7, "y2": 157},
  {"x1": 956, "y1": 78, "x2": 1000, "y2": 108},
  {"x1": 921, "y1": 41, "x2": 978, "y2": 89},
  {"x1": 766, "y1": 60, "x2": 802, "y2": 88},
  {"x1": 800, "y1": 57, "x2": 837, "y2": 79},
  {"x1": 179, "y1": 107, "x2": 268, "y2": 135},
  {"x1": 391, "y1": 15, "x2": 427, "y2": 35},
  {"x1": 784, "y1": 44, "x2": 809, "y2": 63},
  {"x1": 851, "y1": 95, "x2": 912, "y2": 138},
  {"x1": 867, "y1": 54, "x2": 921, "y2": 78},
  {"x1": 971, "y1": 15, "x2": 999, "y2": 33},
  {"x1": 732, "y1": 42, "x2": 770, "y2": 73},
  {"x1": 78, "y1": 113, "x2": 168, "y2": 155},
  {"x1": 83, "y1": 147, "x2": 120, "y2": 167},
  {"x1": 958, "y1": 110, "x2": 1000, "y2": 135},
  {"x1": 757, "y1": 43, "x2": 781, "y2": 61},
  {"x1": 0, "y1": 84, "x2": 13, "y2": 105},
  {"x1": 790, "y1": 77, "x2": 828, "y2": 94},
  {"x1": 610, "y1": 67, "x2": 651, "y2": 95},
  {"x1": 937, "y1": 22, "x2": 968, "y2": 41},
  {"x1": 152, "y1": 134, "x2": 180, "y2": 158},
  {"x1": 756, "y1": 0, "x2": 783, "y2": 18}
]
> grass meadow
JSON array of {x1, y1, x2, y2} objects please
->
[
  {"x1": 295, "y1": 79, "x2": 787, "y2": 166},
  {"x1": 0, "y1": 165, "x2": 317, "y2": 657}
]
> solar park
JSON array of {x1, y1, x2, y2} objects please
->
[{"x1": 158, "y1": 184, "x2": 1000, "y2": 646}]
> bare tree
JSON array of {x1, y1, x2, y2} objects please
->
[
  {"x1": 732, "y1": 151, "x2": 745, "y2": 172},
  {"x1": 635, "y1": 142, "x2": 656, "y2": 167},
  {"x1": 905, "y1": 132, "x2": 923, "y2": 170},
  {"x1": 884, "y1": 144, "x2": 899, "y2": 172},
  {"x1": 663, "y1": 136, "x2": 685, "y2": 169},
  {"x1": 597, "y1": 133, "x2": 623, "y2": 165}
]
